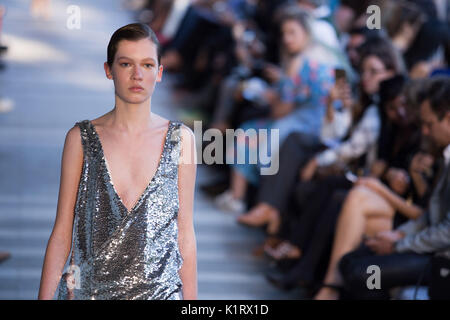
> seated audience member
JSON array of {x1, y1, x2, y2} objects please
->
[
  {"x1": 338, "y1": 77, "x2": 450, "y2": 300},
  {"x1": 235, "y1": 36, "x2": 402, "y2": 234},
  {"x1": 214, "y1": 6, "x2": 335, "y2": 214},
  {"x1": 265, "y1": 76, "x2": 431, "y2": 295}
]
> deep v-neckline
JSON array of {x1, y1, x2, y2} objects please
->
[{"x1": 88, "y1": 119, "x2": 172, "y2": 215}]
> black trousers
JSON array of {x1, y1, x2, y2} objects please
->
[
  {"x1": 257, "y1": 132, "x2": 323, "y2": 213},
  {"x1": 339, "y1": 244, "x2": 432, "y2": 299},
  {"x1": 281, "y1": 178, "x2": 352, "y2": 286},
  {"x1": 288, "y1": 176, "x2": 352, "y2": 249}
]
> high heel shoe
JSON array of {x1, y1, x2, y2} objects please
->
[
  {"x1": 237, "y1": 208, "x2": 271, "y2": 227},
  {"x1": 237, "y1": 206, "x2": 281, "y2": 235}
]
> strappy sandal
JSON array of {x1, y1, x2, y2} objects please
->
[
  {"x1": 252, "y1": 236, "x2": 283, "y2": 257},
  {"x1": 264, "y1": 241, "x2": 302, "y2": 261}
]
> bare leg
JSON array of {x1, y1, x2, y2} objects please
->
[{"x1": 314, "y1": 186, "x2": 395, "y2": 300}]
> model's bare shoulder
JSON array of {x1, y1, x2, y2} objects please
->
[
  {"x1": 62, "y1": 124, "x2": 84, "y2": 187},
  {"x1": 65, "y1": 124, "x2": 82, "y2": 153}
]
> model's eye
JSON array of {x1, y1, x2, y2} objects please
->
[
  {"x1": 120, "y1": 62, "x2": 130, "y2": 67},
  {"x1": 144, "y1": 64, "x2": 153, "y2": 68}
]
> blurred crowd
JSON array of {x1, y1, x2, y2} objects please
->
[{"x1": 129, "y1": 0, "x2": 450, "y2": 300}]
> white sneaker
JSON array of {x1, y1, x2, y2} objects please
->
[
  {"x1": 214, "y1": 190, "x2": 232, "y2": 208},
  {"x1": 214, "y1": 190, "x2": 245, "y2": 214}
]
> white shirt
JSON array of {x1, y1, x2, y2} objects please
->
[
  {"x1": 444, "y1": 144, "x2": 450, "y2": 166},
  {"x1": 161, "y1": 0, "x2": 190, "y2": 40},
  {"x1": 316, "y1": 104, "x2": 381, "y2": 167}
]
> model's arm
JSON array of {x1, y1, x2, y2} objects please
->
[
  {"x1": 177, "y1": 125, "x2": 198, "y2": 300},
  {"x1": 38, "y1": 126, "x2": 83, "y2": 299}
]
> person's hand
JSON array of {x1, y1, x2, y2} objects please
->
[
  {"x1": 326, "y1": 79, "x2": 353, "y2": 108},
  {"x1": 385, "y1": 168, "x2": 410, "y2": 195},
  {"x1": 409, "y1": 152, "x2": 434, "y2": 177},
  {"x1": 409, "y1": 61, "x2": 432, "y2": 79},
  {"x1": 263, "y1": 64, "x2": 282, "y2": 83},
  {"x1": 232, "y1": 22, "x2": 245, "y2": 41},
  {"x1": 264, "y1": 88, "x2": 278, "y2": 105},
  {"x1": 365, "y1": 230, "x2": 405, "y2": 255},
  {"x1": 355, "y1": 177, "x2": 385, "y2": 195},
  {"x1": 300, "y1": 158, "x2": 318, "y2": 181},
  {"x1": 339, "y1": 80, "x2": 353, "y2": 109}
]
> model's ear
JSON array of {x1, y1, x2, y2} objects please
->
[
  {"x1": 156, "y1": 64, "x2": 163, "y2": 82},
  {"x1": 104, "y1": 62, "x2": 113, "y2": 80}
]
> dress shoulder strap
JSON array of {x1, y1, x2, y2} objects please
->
[
  {"x1": 163, "y1": 121, "x2": 184, "y2": 169},
  {"x1": 74, "y1": 119, "x2": 97, "y2": 161}
]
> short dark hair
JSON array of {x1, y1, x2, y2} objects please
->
[
  {"x1": 424, "y1": 77, "x2": 450, "y2": 120},
  {"x1": 379, "y1": 74, "x2": 407, "y2": 110},
  {"x1": 107, "y1": 23, "x2": 161, "y2": 67}
]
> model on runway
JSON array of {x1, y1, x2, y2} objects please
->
[{"x1": 38, "y1": 23, "x2": 197, "y2": 300}]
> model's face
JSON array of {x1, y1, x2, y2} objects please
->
[
  {"x1": 361, "y1": 55, "x2": 394, "y2": 95},
  {"x1": 281, "y1": 20, "x2": 310, "y2": 55},
  {"x1": 104, "y1": 38, "x2": 162, "y2": 104},
  {"x1": 420, "y1": 99, "x2": 450, "y2": 148}
]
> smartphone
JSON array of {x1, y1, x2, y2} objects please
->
[{"x1": 335, "y1": 68, "x2": 347, "y2": 82}]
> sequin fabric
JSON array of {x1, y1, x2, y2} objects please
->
[{"x1": 56, "y1": 120, "x2": 184, "y2": 300}]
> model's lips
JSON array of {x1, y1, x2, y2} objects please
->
[{"x1": 129, "y1": 86, "x2": 144, "y2": 92}]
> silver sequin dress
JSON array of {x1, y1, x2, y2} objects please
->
[{"x1": 56, "y1": 119, "x2": 184, "y2": 300}]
